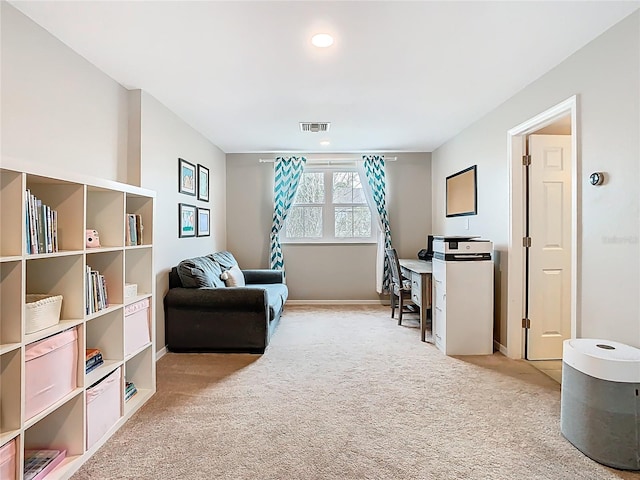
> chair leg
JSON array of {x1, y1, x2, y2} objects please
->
[
  {"x1": 390, "y1": 292, "x2": 396, "y2": 318},
  {"x1": 398, "y1": 294, "x2": 403, "y2": 325}
]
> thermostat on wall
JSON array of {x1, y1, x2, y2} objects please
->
[{"x1": 589, "y1": 172, "x2": 605, "y2": 186}]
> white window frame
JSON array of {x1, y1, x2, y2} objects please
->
[{"x1": 282, "y1": 166, "x2": 377, "y2": 244}]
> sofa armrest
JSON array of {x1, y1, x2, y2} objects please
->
[
  {"x1": 242, "y1": 269, "x2": 284, "y2": 285},
  {"x1": 164, "y1": 287, "x2": 267, "y2": 311},
  {"x1": 164, "y1": 286, "x2": 271, "y2": 353}
]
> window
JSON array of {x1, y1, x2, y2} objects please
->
[{"x1": 284, "y1": 168, "x2": 375, "y2": 243}]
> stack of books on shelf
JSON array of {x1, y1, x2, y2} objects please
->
[
  {"x1": 125, "y1": 380, "x2": 137, "y2": 402},
  {"x1": 85, "y1": 266, "x2": 109, "y2": 315},
  {"x1": 25, "y1": 189, "x2": 58, "y2": 254},
  {"x1": 125, "y1": 213, "x2": 144, "y2": 246},
  {"x1": 85, "y1": 348, "x2": 104, "y2": 374},
  {"x1": 24, "y1": 449, "x2": 66, "y2": 480}
]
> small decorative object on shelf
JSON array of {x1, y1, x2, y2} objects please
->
[
  {"x1": 85, "y1": 229, "x2": 101, "y2": 248},
  {"x1": 124, "y1": 283, "x2": 138, "y2": 300}
]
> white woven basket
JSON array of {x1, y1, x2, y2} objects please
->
[{"x1": 25, "y1": 294, "x2": 63, "y2": 334}]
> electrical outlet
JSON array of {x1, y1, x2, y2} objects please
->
[{"x1": 464, "y1": 218, "x2": 469, "y2": 230}]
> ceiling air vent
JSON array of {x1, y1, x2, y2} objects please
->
[{"x1": 300, "y1": 122, "x2": 330, "y2": 133}]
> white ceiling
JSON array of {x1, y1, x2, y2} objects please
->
[{"x1": 10, "y1": 1, "x2": 640, "y2": 154}]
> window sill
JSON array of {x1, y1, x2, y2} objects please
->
[{"x1": 281, "y1": 240, "x2": 377, "y2": 246}]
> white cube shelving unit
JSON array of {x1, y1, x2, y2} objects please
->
[{"x1": 0, "y1": 159, "x2": 156, "y2": 480}]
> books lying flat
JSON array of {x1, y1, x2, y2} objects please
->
[
  {"x1": 86, "y1": 354, "x2": 103, "y2": 367},
  {"x1": 86, "y1": 348, "x2": 101, "y2": 361},
  {"x1": 125, "y1": 381, "x2": 138, "y2": 401},
  {"x1": 24, "y1": 449, "x2": 66, "y2": 480},
  {"x1": 86, "y1": 348, "x2": 104, "y2": 374},
  {"x1": 86, "y1": 358, "x2": 104, "y2": 374}
]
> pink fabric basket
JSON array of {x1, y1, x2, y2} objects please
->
[
  {"x1": 124, "y1": 298, "x2": 150, "y2": 356},
  {"x1": 0, "y1": 439, "x2": 15, "y2": 480},
  {"x1": 86, "y1": 367, "x2": 122, "y2": 449},
  {"x1": 25, "y1": 328, "x2": 78, "y2": 420}
]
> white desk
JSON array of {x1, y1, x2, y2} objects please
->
[{"x1": 398, "y1": 259, "x2": 432, "y2": 343}]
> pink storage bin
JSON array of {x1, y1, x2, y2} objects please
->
[
  {"x1": 25, "y1": 328, "x2": 78, "y2": 420},
  {"x1": 0, "y1": 439, "x2": 15, "y2": 480},
  {"x1": 86, "y1": 367, "x2": 122, "y2": 449},
  {"x1": 124, "y1": 298, "x2": 150, "y2": 356}
]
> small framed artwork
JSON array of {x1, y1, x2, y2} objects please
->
[
  {"x1": 197, "y1": 207, "x2": 210, "y2": 237},
  {"x1": 178, "y1": 158, "x2": 196, "y2": 196},
  {"x1": 178, "y1": 203, "x2": 196, "y2": 238},
  {"x1": 197, "y1": 164, "x2": 210, "y2": 202}
]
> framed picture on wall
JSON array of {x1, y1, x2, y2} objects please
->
[
  {"x1": 197, "y1": 207, "x2": 210, "y2": 237},
  {"x1": 178, "y1": 158, "x2": 196, "y2": 196},
  {"x1": 197, "y1": 164, "x2": 209, "y2": 202},
  {"x1": 178, "y1": 203, "x2": 196, "y2": 238}
]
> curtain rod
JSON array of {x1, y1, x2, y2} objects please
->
[{"x1": 258, "y1": 156, "x2": 397, "y2": 164}]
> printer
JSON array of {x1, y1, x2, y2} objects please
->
[
  {"x1": 431, "y1": 236, "x2": 494, "y2": 356},
  {"x1": 432, "y1": 236, "x2": 492, "y2": 261}
]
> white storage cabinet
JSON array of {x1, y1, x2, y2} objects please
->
[{"x1": 432, "y1": 256, "x2": 494, "y2": 355}]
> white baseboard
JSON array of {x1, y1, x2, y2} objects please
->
[
  {"x1": 494, "y1": 340, "x2": 507, "y2": 356},
  {"x1": 155, "y1": 346, "x2": 167, "y2": 361},
  {"x1": 287, "y1": 299, "x2": 386, "y2": 305}
]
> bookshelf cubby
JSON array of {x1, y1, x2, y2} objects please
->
[
  {"x1": 1, "y1": 170, "x2": 23, "y2": 257},
  {"x1": 0, "y1": 348, "x2": 22, "y2": 443},
  {"x1": 86, "y1": 309, "x2": 124, "y2": 387},
  {"x1": 0, "y1": 261, "x2": 22, "y2": 350},
  {"x1": 0, "y1": 160, "x2": 156, "y2": 480},
  {"x1": 123, "y1": 345, "x2": 154, "y2": 416}
]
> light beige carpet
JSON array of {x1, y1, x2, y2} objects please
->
[{"x1": 72, "y1": 305, "x2": 640, "y2": 480}]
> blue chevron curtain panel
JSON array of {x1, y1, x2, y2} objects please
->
[
  {"x1": 270, "y1": 156, "x2": 307, "y2": 279},
  {"x1": 361, "y1": 155, "x2": 392, "y2": 293}
]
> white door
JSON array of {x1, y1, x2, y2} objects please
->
[{"x1": 527, "y1": 134, "x2": 572, "y2": 360}]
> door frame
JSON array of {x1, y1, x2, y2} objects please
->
[{"x1": 506, "y1": 95, "x2": 579, "y2": 359}]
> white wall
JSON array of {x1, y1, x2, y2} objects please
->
[
  {"x1": 138, "y1": 92, "x2": 227, "y2": 349},
  {"x1": 226, "y1": 152, "x2": 431, "y2": 301},
  {"x1": 1, "y1": 3, "x2": 228, "y2": 353},
  {"x1": 1, "y1": 3, "x2": 129, "y2": 182},
  {"x1": 432, "y1": 11, "x2": 640, "y2": 348}
]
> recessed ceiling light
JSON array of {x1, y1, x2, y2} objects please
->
[
  {"x1": 311, "y1": 33, "x2": 334, "y2": 48},
  {"x1": 320, "y1": 140, "x2": 331, "y2": 146}
]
